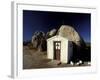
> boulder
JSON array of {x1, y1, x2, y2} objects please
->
[
  {"x1": 57, "y1": 25, "x2": 84, "y2": 46},
  {"x1": 32, "y1": 31, "x2": 46, "y2": 51},
  {"x1": 57, "y1": 25, "x2": 86, "y2": 61},
  {"x1": 46, "y1": 29, "x2": 57, "y2": 38},
  {"x1": 38, "y1": 38, "x2": 47, "y2": 51}
]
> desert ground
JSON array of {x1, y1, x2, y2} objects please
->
[{"x1": 23, "y1": 45, "x2": 90, "y2": 69}]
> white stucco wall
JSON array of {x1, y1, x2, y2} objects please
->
[
  {"x1": 47, "y1": 39, "x2": 53, "y2": 59},
  {"x1": 60, "y1": 39, "x2": 68, "y2": 63},
  {"x1": 47, "y1": 35, "x2": 72, "y2": 63}
]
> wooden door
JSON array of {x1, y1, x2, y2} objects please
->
[{"x1": 54, "y1": 41, "x2": 61, "y2": 60}]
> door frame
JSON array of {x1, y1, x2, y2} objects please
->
[{"x1": 53, "y1": 41, "x2": 61, "y2": 60}]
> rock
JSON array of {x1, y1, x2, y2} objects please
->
[
  {"x1": 87, "y1": 62, "x2": 91, "y2": 65},
  {"x1": 75, "y1": 62, "x2": 80, "y2": 66},
  {"x1": 32, "y1": 31, "x2": 47, "y2": 51},
  {"x1": 46, "y1": 29, "x2": 57, "y2": 38},
  {"x1": 79, "y1": 60, "x2": 83, "y2": 64},
  {"x1": 57, "y1": 25, "x2": 86, "y2": 61},
  {"x1": 75, "y1": 60, "x2": 83, "y2": 66},
  {"x1": 57, "y1": 25, "x2": 84, "y2": 46},
  {"x1": 49, "y1": 29, "x2": 57, "y2": 36},
  {"x1": 70, "y1": 61, "x2": 74, "y2": 66},
  {"x1": 38, "y1": 38, "x2": 47, "y2": 51}
]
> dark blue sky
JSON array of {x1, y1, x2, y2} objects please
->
[{"x1": 23, "y1": 10, "x2": 91, "y2": 43}]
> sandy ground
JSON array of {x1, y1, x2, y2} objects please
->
[{"x1": 23, "y1": 46, "x2": 90, "y2": 69}]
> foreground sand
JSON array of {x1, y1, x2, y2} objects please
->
[{"x1": 23, "y1": 46, "x2": 90, "y2": 69}]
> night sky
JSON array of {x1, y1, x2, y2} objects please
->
[{"x1": 23, "y1": 10, "x2": 91, "y2": 43}]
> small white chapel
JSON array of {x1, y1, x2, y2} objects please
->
[{"x1": 47, "y1": 35, "x2": 73, "y2": 63}]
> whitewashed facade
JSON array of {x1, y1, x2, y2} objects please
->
[{"x1": 47, "y1": 35, "x2": 73, "y2": 63}]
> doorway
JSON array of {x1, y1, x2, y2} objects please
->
[{"x1": 54, "y1": 41, "x2": 61, "y2": 60}]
